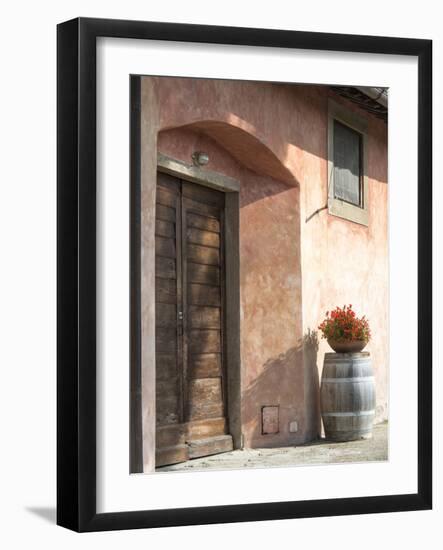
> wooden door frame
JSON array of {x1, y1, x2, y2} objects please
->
[{"x1": 157, "y1": 153, "x2": 242, "y2": 450}]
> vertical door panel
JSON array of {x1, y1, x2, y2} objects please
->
[
  {"x1": 182, "y1": 181, "x2": 226, "y2": 424},
  {"x1": 155, "y1": 173, "x2": 182, "y2": 428}
]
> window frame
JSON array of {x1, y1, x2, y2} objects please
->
[{"x1": 328, "y1": 98, "x2": 369, "y2": 226}]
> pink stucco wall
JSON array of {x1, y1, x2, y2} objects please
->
[
  {"x1": 298, "y1": 98, "x2": 389, "y2": 436},
  {"x1": 140, "y1": 76, "x2": 388, "y2": 465}
]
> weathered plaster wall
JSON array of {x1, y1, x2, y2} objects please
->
[{"x1": 140, "y1": 76, "x2": 388, "y2": 469}]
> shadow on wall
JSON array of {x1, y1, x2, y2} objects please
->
[
  {"x1": 303, "y1": 329, "x2": 322, "y2": 440},
  {"x1": 239, "y1": 169, "x2": 296, "y2": 209},
  {"x1": 241, "y1": 330, "x2": 321, "y2": 447},
  {"x1": 157, "y1": 125, "x2": 299, "y2": 209},
  {"x1": 175, "y1": 121, "x2": 298, "y2": 187}
]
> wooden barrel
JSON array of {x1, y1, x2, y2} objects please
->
[{"x1": 320, "y1": 352, "x2": 375, "y2": 442}]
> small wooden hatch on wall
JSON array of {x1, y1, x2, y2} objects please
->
[{"x1": 262, "y1": 406, "x2": 280, "y2": 435}]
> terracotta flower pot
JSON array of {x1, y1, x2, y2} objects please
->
[{"x1": 327, "y1": 339, "x2": 367, "y2": 353}]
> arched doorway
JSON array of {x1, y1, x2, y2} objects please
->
[{"x1": 153, "y1": 122, "x2": 302, "y2": 467}]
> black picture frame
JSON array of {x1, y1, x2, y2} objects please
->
[{"x1": 57, "y1": 17, "x2": 432, "y2": 532}]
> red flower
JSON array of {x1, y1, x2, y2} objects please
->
[{"x1": 318, "y1": 305, "x2": 371, "y2": 343}]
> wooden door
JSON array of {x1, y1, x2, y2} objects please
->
[{"x1": 155, "y1": 172, "x2": 233, "y2": 467}]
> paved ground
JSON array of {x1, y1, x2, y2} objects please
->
[{"x1": 158, "y1": 421, "x2": 388, "y2": 472}]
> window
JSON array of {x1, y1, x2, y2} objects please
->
[
  {"x1": 333, "y1": 121, "x2": 362, "y2": 206},
  {"x1": 328, "y1": 100, "x2": 368, "y2": 226}
]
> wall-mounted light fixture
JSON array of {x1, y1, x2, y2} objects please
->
[{"x1": 192, "y1": 151, "x2": 209, "y2": 167}]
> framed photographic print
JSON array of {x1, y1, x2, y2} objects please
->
[{"x1": 57, "y1": 17, "x2": 432, "y2": 532}]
